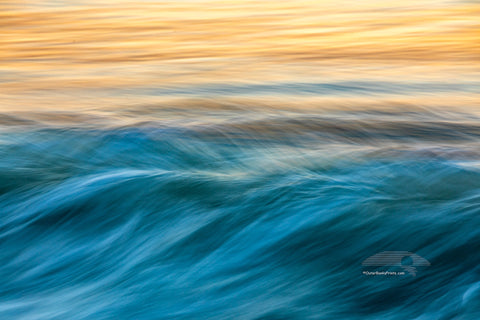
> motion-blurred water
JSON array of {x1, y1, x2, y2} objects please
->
[
  {"x1": 2, "y1": 0, "x2": 480, "y2": 319},
  {"x1": 1, "y1": 100, "x2": 480, "y2": 319}
]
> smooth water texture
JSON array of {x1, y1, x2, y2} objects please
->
[
  {"x1": 1, "y1": 105, "x2": 480, "y2": 319},
  {"x1": 1, "y1": 0, "x2": 480, "y2": 319}
]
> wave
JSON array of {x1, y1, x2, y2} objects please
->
[{"x1": 1, "y1": 107, "x2": 480, "y2": 319}]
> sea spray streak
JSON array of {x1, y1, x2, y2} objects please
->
[{"x1": 0, "y1": 107, "x2": 480, "y2": 319}]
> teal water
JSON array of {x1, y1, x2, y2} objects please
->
[{"x1": 1, "y1": 105, "x2": 480, "y2": 319}]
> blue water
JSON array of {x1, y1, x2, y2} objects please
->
[{"x1": 1, "y1": 107, "x2": 480, "y2": 319}]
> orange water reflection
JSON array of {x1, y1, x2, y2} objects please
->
[{"x1": 1, "y1": 1, "x2": 479, "y2": 112}]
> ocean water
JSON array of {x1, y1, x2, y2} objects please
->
[
  {"x1": 1, "y1": 101, "x2": 480, "y2": 319},
  {"x1": 2, "y1": 0, "x2": 480, "y2": 319}
]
